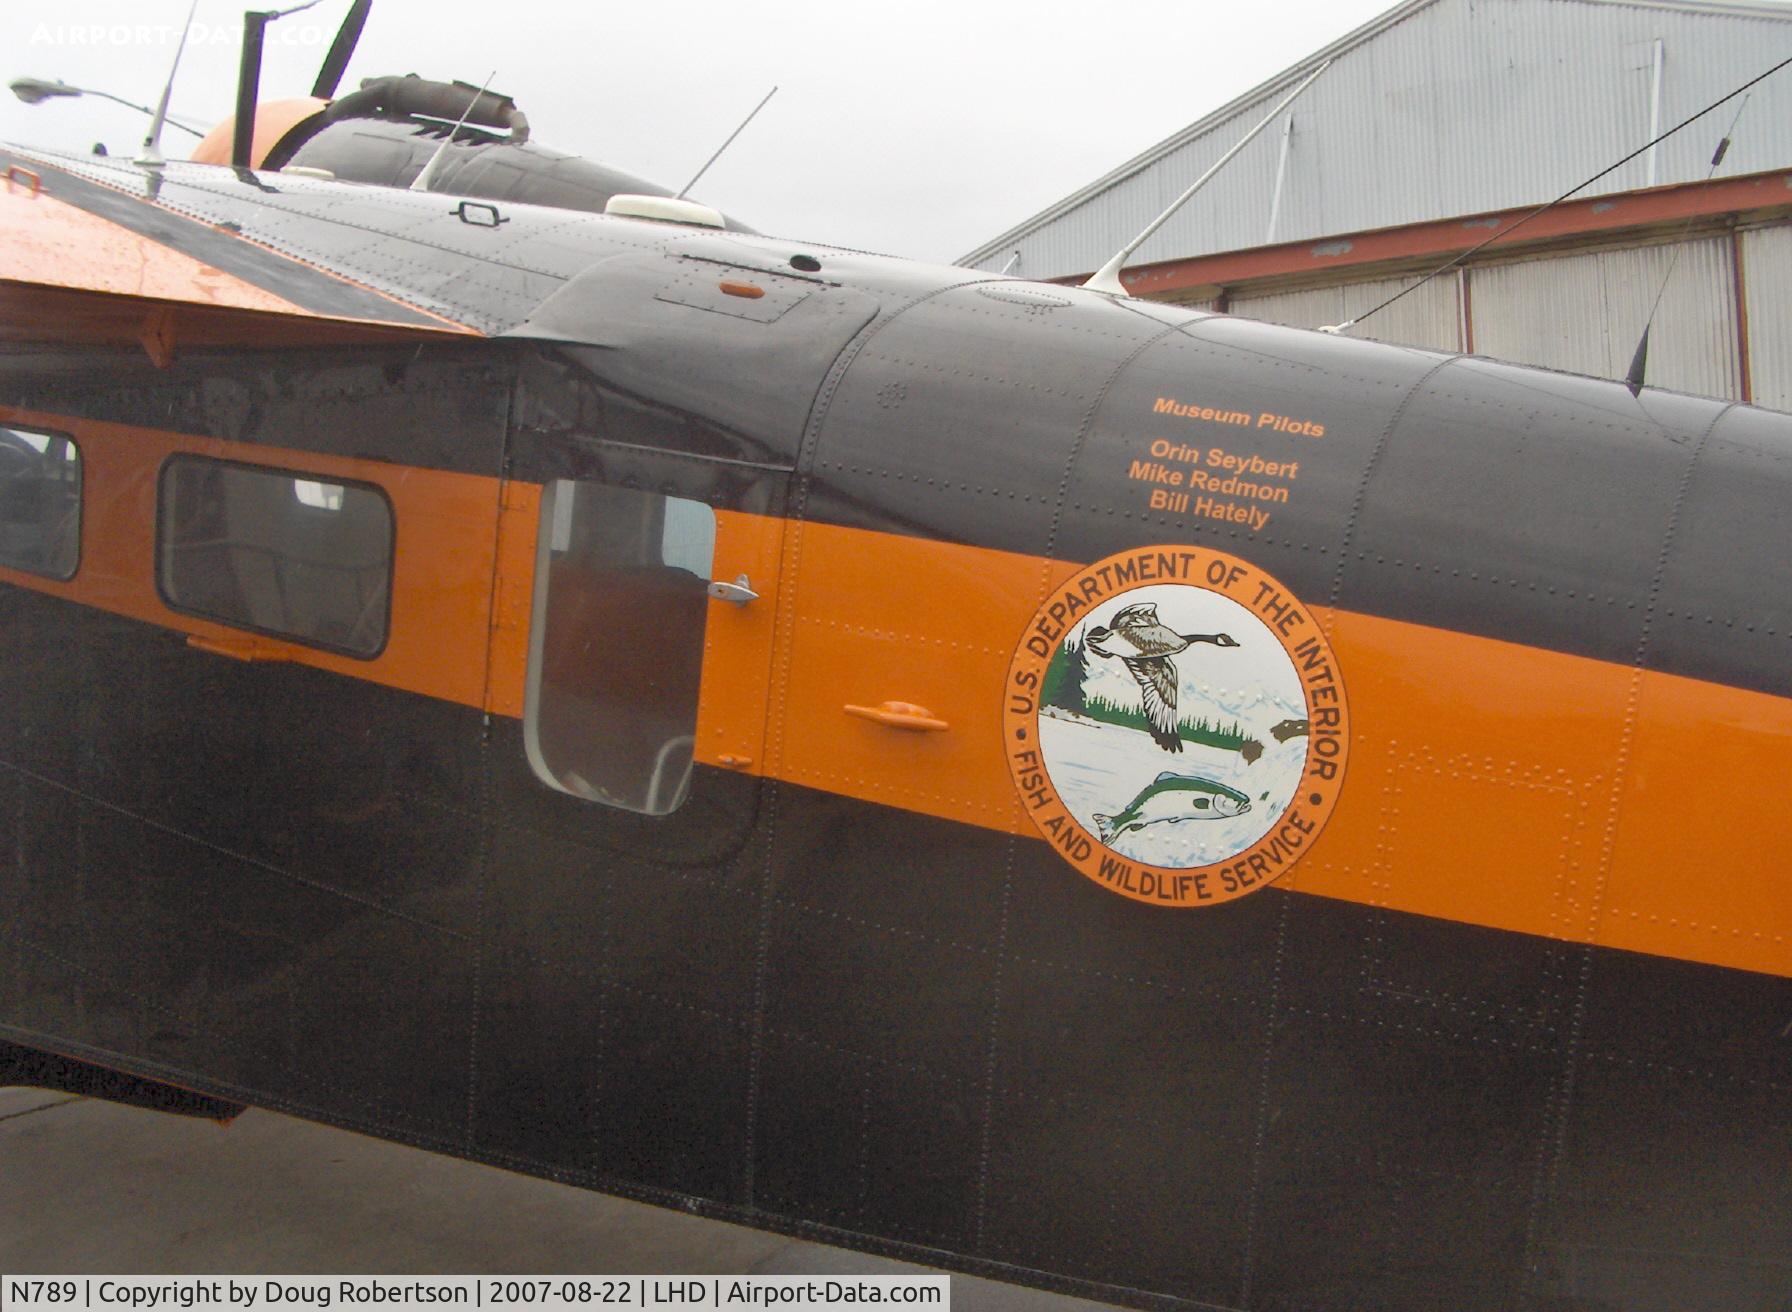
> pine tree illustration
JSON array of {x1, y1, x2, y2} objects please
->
[{"x1": 1040, "y1": 632, "x2": 1091, "y2": 714}]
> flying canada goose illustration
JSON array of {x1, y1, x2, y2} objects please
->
[{"x1": 1083, "y1": 603, "x2": 1239, "y2": 752}]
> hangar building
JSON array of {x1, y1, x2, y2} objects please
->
[{"x1": 961, "y1": 0, "x2": 1792, "y2": 409}]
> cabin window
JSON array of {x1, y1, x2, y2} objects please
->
[
  {"x1": 156, "y1": 456, "x2": 394, "y2": 658},
  {"x1": 0, "y1": 426, "x2": 81, "y2": 580},
  {"x1": 524, "y1": 480, "x2": 717, "y2": 816}
]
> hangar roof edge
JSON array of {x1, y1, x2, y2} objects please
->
[{"x1": 958, "y1": 0, "x2": 1792, "y2": 269}]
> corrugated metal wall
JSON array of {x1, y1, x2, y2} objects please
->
[
  {"x1": 1229, "y1": 272, "x2": 1461, "y2": 351},
  {"x1": 966, "y1": 0, "x2": 1792, "y2": 280},
  {"x1": 1468, "y1": 235, "x2": 1743, "y2": 400},
  {"x1": 1742, "y1": 224, "x2": 1792, "y2": 412},
  {"x1": 1211, "y1": 228, "x2": 1784, "y2": 409}
]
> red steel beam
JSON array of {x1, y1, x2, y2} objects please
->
[{"x1": 1055, "y1": 169, "x2": 1792, "y2": 297}]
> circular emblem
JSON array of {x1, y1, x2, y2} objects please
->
[{"x1": 1003, "y1": 546, "x2": 1348, "y2": 906}]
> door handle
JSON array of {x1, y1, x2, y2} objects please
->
[
  {"x1": 706, "y1": 574, "x2": 759, "y2": 606},
  {"x1": 843, "y1": 701, "x2": 949, "y2": 732}
]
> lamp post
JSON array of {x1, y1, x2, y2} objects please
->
[{"x1": 8, "y1": 78, "x2": 205, "y2": 137}]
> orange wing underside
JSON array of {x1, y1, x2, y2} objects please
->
[
  {"x1": 0, "y1": 167, "x2": 477, "y2": 349},
  {"x1": 0, "y1": 183, "x2": 306, "y2": 310}
]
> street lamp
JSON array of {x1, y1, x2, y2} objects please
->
[{"x1": 8, "y1": 77, "x2": 205, "y2": 136}]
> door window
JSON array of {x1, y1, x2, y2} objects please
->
[{"x1": 523, "y1": 480, "x2": 717, "y2": 815}]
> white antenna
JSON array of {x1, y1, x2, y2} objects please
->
[
  {"x1": 1082, "y1": 59, "x2": 1332, "y2": 297},
  {"x1": 677, "y1": 85, "x2": 777, "y2": 200},
  {"x1": 411, "y1": 71, "x2": 497, "y2": 193},
  {"x1": 135, "y1": 0, "x2": 203, "y2": 167}
]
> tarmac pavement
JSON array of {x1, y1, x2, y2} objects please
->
[{"x1": 0, "y1": 1087, "x2": 1113, "y2": 1312}]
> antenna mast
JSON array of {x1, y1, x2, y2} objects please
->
[
  {"x1": 1623, "y1": 95, "x2": 1750, "y2": 394},
  {"x1": 678, "y1": 86, "x2": 777, "y2": 200},
  {"x1": 225, "y1": 0, "x2": 322, "y2": 168},
  {"x1": 411, "y1": 71, "x2": 498, "y2": 192},
  {"x1": 1082, "y1": 59, "x2": 1331, "y2": 297},
  {"x1": 135, "y1": 0, "x2": 204, "y2": 167}
]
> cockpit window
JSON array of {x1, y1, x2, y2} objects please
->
[
  {"x1": 0, "y1": 426, "x2": 81, "y2": 581},
  {"x1": 523, "y1": 480, "x2": 716, "y2": 816}
]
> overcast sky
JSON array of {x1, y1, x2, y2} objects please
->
[{"x1": 3, "y1": 0, "x2": 1398, "y2": 263}]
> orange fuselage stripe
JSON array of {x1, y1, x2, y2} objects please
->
[
  {"x1": 770, "y1": 520, "x2": 1790, "y2": 978},
  {"x1": 2, "y1": 409, "x2": 1786, "y2": 980},
  {"x1": 0, "y1": 411, "x2": 526, "y2": 712}
]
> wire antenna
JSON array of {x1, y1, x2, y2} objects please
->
[
  {"x1": 678, "y1": 86, "x2": 777, "y2": 201},
  {"x1": 1321, "y1": 51, "x2": 1792, "y2": 336},
  {"x1": 1623, "y1": 93, "x2": 1752, "y2": 394},
  {"x1": 1083, "y1": 60, "x2": 1331, "y2": 297}
]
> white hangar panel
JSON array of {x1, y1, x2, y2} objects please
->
[
  {"x1": 1741, "y1": 223, "x2": 1792, "y2": 412},
  {"x1": 1230, "y1": 272, "x2": 1462, "y2": 351},
  {"x1": 1467, "y1": 235, "x2": 1742, "y2": 400},
  {"x1": 966, "y1": 0, "x2": 1792, "y2": 280}
]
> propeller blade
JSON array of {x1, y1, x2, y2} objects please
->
[{"x1": 311, "y1": 0, "x2": 371, "y2": 100}]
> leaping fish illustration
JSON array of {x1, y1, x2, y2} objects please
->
[
  {"x1": 1093, "y1": 772, "x2": 1253, "y2": 844},
  {"x1": 1083, "y1": 603, "x2": 1238, "y2": 752}
]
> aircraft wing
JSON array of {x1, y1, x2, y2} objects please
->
[
  {"x1": 0, "y1": 144, "x2": 565, "y2": 357},
  {"x1": 0, "y1": 143, "x2": 946, "y2": 334}
]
